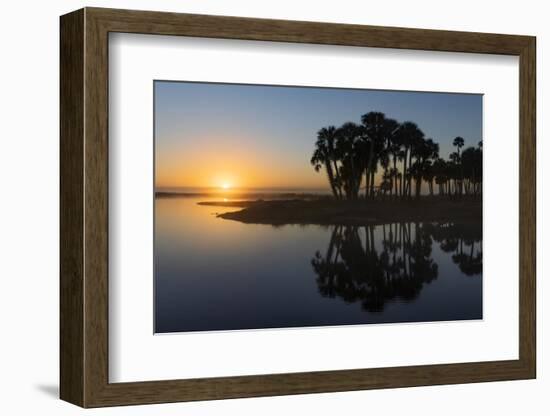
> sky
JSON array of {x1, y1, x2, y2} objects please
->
[{"x1": 154, "y1": 81, "x2": 482, "y2": 190}]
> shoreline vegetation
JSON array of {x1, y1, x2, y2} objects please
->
[
  {"x1": 197, "y1": 197, "x2": 482, "y2": 226},
  {"x1": 309, "y1": 111, "x2": 482, "y2": 201}
]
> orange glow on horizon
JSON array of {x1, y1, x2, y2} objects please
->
[{"x1": 155, "y1": 135, "x2": 330, "y2": 189}]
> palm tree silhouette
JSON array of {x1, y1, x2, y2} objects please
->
[
  {"x1": 432, "y1": 158, "x2": 449, "y2": 196},
  {"x1": 396, "y1": 122, "x2": 425, "y2": 199},
  {"x1": 336, "y1": 122, "x2": 363, "y2": 199},
  {"x1": 360, "y1": 112, "x2": 400, "y2": 199},
  {"x1": 453, "y1": 136, "x2": 465, "y2": 155},
  {"x1": 411, "y1": 138, "x2": 439, "y2": 198},
  {"x1": 311, "y1": 126, "x2": 341, "y2": 199},
  {"x1": 311, "y1": 112, "x2": 482, "y2": 201},
  {"x1": 452, "y1": 136, "x2": 465, "y2": 196},
  {"x1": 461, "y1": 146, "x2": 482, "y2": 195}
]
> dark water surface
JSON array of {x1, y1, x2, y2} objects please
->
[{"x1": 155, "y1": 196, "x2": 482, "y2": 333}]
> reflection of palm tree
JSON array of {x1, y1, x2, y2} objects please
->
[
  {"x1": 312, "y1": 221, "x2": 482, "y2": 312},
  {"x1": 311, "y1": 222, "x2": 440, "y2": 312},
  {"x1": 427, "y1": 222, "x2": 482, "y2": 276},
  {"x1": 452, "y1": 252, "x2": 482, "y2": 275}
]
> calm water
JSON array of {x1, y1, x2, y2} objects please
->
[{"x1": 155, "y1": 195, "x2": 482, "y2": 333}]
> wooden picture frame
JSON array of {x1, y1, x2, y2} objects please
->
[{"x1": 60, "y1": 7, "x2": 536, "y2": 408}]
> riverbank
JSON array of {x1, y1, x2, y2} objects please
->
[{"x1": 198, "y1": 197, "x2": 482, "y2": 226}]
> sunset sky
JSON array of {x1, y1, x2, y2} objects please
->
[{"x1": 154, "y1": 81, "x2": 482, "y2": 190}]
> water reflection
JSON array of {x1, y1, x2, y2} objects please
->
[
  {"x1": 155, "y1": 196, "x2": 483, "y2": 333},
  {"x1": 312, "y1": 222, "x2": 481, "y2": 313},
  {"x1": 428, "y1": 222, "x2": 483, "y2": 276}
]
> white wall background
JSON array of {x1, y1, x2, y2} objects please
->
[{"x1": 0, "y1": 0, "x2": 545, "y2": 414}]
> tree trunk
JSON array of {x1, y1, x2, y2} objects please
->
[
  {"x1": 415, "y1": 175, "x2": 422, "y2": 198},
  {"x1": 407, "y1": 152, "x2": 413, "y2": 199},
  {"x1": 393, "y1": 156, "x2": 398, "y2": 197},
  {"x1": 324, "y1": 161, "x2": 339, "y2": 199},
  {"x1": 331, "y1": 159, "x2": 342, "y2": 199},
  {"x1": 401, "y1": 148, "x2": 408, "y2": 198}
]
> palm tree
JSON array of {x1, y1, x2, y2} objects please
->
[
  {"x1": 422, "y1": 160, "x2": 435, "y2": 195},
  {"x1": 461, "y1": 146, "x2": 483, "y2": 196},
  {"x1": 453, "y1": 136, "x2": 465, "y2": 156},
  {"x1": 453, "y1": 136, "x2": 465, "y2": 196},
  {"x1": 432, "y1": 158, "x2": 448, "y2": 196},
  {"x1": 388, "y1": 167, "x2": 400, "y2": 198},
  {"x1": 360, "y1": 112, "x2": 398, "y2": 199},
  {"x1": 411, "y1": 138, "x2": 439, "y2": 198},
  {"x1": 311, "y1": 126, "x2": 341, "y2": 199},
  {"x1": 397, "y1": 122, "x2": 425, "y2": 199},
  {"x1": 335, "y1": 122, "x2": 363, "y2": 199},
  {"x1": 388, "y1": 133, "x2": 404, "y2": 198},
  {"x1": 311, "y1": 112, "x2": 481, "y2": 202},
  {"x1": 449, "y1": 151, "x2": 461, "y2": 197},
  {"x1": 381, "y1": 118, "x2": 400, "y2": 197}
]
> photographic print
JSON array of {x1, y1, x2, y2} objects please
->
[{"x1": 154, "y1": 81, "x2": 483, "y2": 333}]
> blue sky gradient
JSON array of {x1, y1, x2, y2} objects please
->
[{"x1": 155, "y1": 81, "x2": 482, "y2": 189}]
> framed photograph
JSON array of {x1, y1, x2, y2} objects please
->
[{"x1": 60, "y1": 7, "x2": 536, "y2": 407}]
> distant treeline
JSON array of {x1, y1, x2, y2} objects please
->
[{"x1": 311, "y1": 111, "x2": 482, "y2": 200}]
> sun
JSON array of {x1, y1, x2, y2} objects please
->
[{"x1": 221, "y1": 183, "x2": 231, "y2": 190}]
